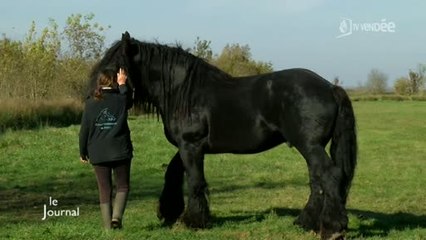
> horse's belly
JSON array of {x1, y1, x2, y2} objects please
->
[{"x1": 207, "y1": 126, "x2": 285, "y2": 154}]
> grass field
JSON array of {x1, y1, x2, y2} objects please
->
[{"x1": 0, "y1": 101, "x2": 425, "y2": 239}]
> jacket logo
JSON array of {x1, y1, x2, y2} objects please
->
[{"x1": 95, "y1": 108, "x2": 117, "y2": 130}]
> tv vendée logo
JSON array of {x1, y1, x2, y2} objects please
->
[{"x1": 337, "y1": 18, "x2": 396, "y2": 38}]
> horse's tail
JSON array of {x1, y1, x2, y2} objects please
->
[{"x1": 330, "y1": 85, "x2": 357, "y2": 204}]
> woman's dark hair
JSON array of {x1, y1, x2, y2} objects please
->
[{"x1": 94, "y1": 68, "x2": 118, "y2": 100}]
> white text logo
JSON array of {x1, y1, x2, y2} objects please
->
[
  {"x1": 337, "y1": 18, "x2": 396, "y2": 38},
  {"x1": 41, "y1": 196, "x2": 80, "y2": 220}
]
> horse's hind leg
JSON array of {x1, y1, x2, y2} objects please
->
[
  {"x1": 297, "y1": 145, "x2": 348, "y2": 239},
  {"x1": 294, "y1": 153, "x2": 323, "y2": 232},
  {"x1": 319, "y1": 162, "x2": 348, "y2": 239},
  {"x1": 158, "y1": 152, "x2": 185, "y2": 225}
]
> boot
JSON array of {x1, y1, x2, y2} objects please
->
[
  {"x1": 99, "y1": 203, "x2": 112, "y2": 230},
  {"x1": 112, "y1": 192, "x2": 128, "y2": 229}
]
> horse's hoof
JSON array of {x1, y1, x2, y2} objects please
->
[
  {"x1": 294, "y1": 214, "x2": 320, "y2": 233},
  {"x1": 157, "y1": 200, "x2": 183, "y2": 225},
  {"x1": 321, "y1": 231, "x2": 345, "y2": 240},
  {"x1": 182, "y1": 212, "x2": 211, "y2": 229},
  {"x1": 157, "y1": 210, "x2": 179, "y2": 227}
]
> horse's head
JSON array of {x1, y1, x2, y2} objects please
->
[
  {"x1": 119, "y1": 31, "x2": 142, "y2": 92},
  {"x1": 118, "y1": 32, "x2": 170, "y2": 111},
  {"x1": 87, "y1": 31, "x2": 147, "y2": 106}
]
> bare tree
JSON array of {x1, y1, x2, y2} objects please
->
[
  {"x1": 366, "y1": 69, "x2": 388, "y2": 94},
  {"x1": 407, "y1": 64, "x2": 425, "y2": 95}
]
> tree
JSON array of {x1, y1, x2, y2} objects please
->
[
  {"x1": 213, "y1": 43, "x2": 273, "y2": 76},
  {"x1": 393, "y1": 64, "x2": 425, "y2": 96},
  {"x1": 62, "y1": 13, "x2": 110, "y2": 60},
  {"x1": 0, "y1": 36, "x2": 24, "y2": 98},
  {"x1": 189, "y1": 38, "x2": 273, "y2": 77},
  {"x1": 366, "y1": 69, "x2": 388, "y2": 94},
  {"x1": 407, "y1": 64, "x2": 425, "y2": 95},
  {"x1": 191, "y1": 37, "x2": 213, "y2": 62},
  {"x1": 22, "y1": 19, "x2": 61, "y2": 99},
  {"x1": 394, "y1": 77, "x2": 410, "y2": 95},
  {"x1": 61, "y1": 13, "x2": 110, "y2": 98},
  {"x1": 0, "y1": 13, "x2": 110, "y2": 100}
]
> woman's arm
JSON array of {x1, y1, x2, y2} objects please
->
[
  {"x1": 79, "y1": 104, "x2": 90, "y2": 161},
  {"x1": 117, "y1": 68, "x2": 133, "y2": 109}
]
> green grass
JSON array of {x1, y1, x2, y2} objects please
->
[{"x1": 0, "y1": 101, "x2": 425, "y2": 239}]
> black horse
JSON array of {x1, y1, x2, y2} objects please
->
[{"x1": 89, "y1": 32, "x2": 357, "y2": 239}]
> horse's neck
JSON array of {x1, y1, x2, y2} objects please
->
[{"x1": 144, "y1": 62, "x2": 184, "y2": 111}]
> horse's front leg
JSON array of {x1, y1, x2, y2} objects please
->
[
  {"x1": 180, "y1": 142, "x2": 210, "y2": 228},
  {"x1": 158, "y1": 151, "x2": 185, "y2": 225}
]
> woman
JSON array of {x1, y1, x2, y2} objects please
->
[{"x1": 79, "y1": 68, "x2": 133, "y2": 230}]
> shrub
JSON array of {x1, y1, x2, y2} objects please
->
[
  {"x1": 0, "y1": 99, "x2": 83, "y2": 132},
  {"x1": 411, "y1": 95, "x2": 426, "y2": 101},
  {"x1": 394, "y1": 77, "x2": 411, "y2": 96},
  {"x1": 381, "y1": 95, "x2": 409, "y2": 101}
]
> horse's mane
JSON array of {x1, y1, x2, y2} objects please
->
[{"x1": 132, "y1": 40, "x2": 231, "y2": 119}]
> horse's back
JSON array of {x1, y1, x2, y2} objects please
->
[
  {"x1": 248, "y1": 68, "x2": 333, "y2": 95},
  {"x1": 253, "y1": 68, "x2": 338, "y2": 148}
]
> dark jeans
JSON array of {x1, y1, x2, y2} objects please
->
[{"x1": 93, "y1": 159, "x2": 131, "y2": 203}]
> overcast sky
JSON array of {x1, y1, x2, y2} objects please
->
[{"x1": 1, "y1": 0, "x2": 425, "y2": 87}]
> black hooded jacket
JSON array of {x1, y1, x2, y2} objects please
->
[{"x1": 79, "y1": 85, "x2": 133, "y2": 164}]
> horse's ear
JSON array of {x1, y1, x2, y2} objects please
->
[
  {"x1": 122, "y1": 31, "x2": 131, "y2": 41},
  {"x1": 121, "y1": 31, "x2": 131, "y2": 54},
  {"x1": 121, "y1": 31, "x2": 141, "y2": 62}
]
